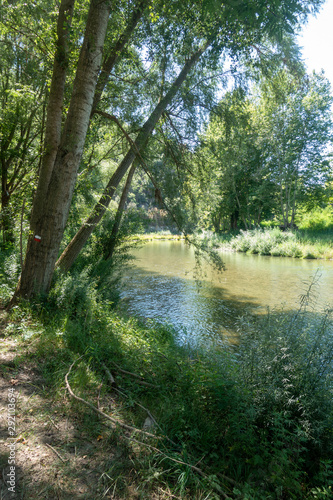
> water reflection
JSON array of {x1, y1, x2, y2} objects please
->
[{"x1": 119, "y1": 241, "x2": 333, "y2": 346}]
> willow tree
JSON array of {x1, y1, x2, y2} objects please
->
[
  {"x1": 10, "y1": 0, "x2": 325, "y2": 300},
  {"x1": 256, "y1": 69, "x2": 333, "y2": 228}
]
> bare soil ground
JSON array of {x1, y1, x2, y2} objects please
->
[
  {"x1": 0, "y1": 313, "x2": 148, "y2": 500},
  {"x1": 1, "y1": 341, "x2": 111, "y2": 498}
]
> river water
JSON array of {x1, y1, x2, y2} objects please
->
[{"x1": 119, "y1": 240, "x2": 333, "y2": 346}]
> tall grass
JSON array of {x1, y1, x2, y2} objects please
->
[
  {"x1": 223, "y1": 227, "x2": 333, "y2": 259},
  {"x1": 3, "y1": 261, "x2": 333, "y2": 499}
]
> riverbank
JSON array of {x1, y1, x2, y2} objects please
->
[
  {"x1": 133, "y1": 227, "x2": 333, "y2": 260},
  {"x1": 1, "y1": 276, "x2": 333, "y2": 499},
  {"x1": 136, "y1": 231, "x2": 183, "y2": 241},
  {"x1": 200, "y1": 228, "x2": 333, "y2": 260}
]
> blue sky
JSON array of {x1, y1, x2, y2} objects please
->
[{"x1": 298, "y1": 0, "x2": 333, "y2": 85}]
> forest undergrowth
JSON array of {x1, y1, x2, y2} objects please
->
[{"x1": 1, "y1": 248, "x2": 333, "y2": 499}]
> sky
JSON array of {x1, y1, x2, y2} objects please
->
[{"x1": 297, "y1": 0, "x2": 333, "y2": 85}]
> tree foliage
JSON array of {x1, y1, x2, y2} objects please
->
[
  {"x1": 0, "y1": 0, "x2": 329, "y2": 298},
  {"x1": 194, "y1": 68, "x2": 333, "y2": 231}
]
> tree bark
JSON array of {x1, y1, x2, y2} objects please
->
[
  {"x1": 12, "y1": 0, "x2": 111, "y2": 300},
  {"x1": 30, "y1": 0, "x2": 75, "y2": 225},
  {"x1": 56, "y1": 43, "x2": 209, "y2": 272},
  {"x1": 1, "y1": 162, "x2": 12, "y2": 245},
  {"x1": 92, "y1": 0, "x2": 150, "y2": 112},
  {"x1": 105, "y1": 162, "x2": 137, "y2": 261}
]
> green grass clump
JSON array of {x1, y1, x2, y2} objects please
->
[
  {"x1": 229, "y1": 228, "x2": 297, "y2": 256},
  {"x1": 2, "y1": 258, "x2": 333, "y2": 499},
  {"x1": 225, "y1": 227, "x2": 333, "y2": 260}
]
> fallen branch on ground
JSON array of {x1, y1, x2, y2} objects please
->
[
  {"x1": 65, "y1": 360, "x2": 158, "y2": 439},
  {"x1": 102, "y1": 363, "x2": 178, "y2": 448},
  {"x1": 102, "y1": 363, "x2": 116, "y2": 385},
  {"x1": 66, "y1": 359, "x2": 237, "y2": 498},
  {"x1": 109, "y1": 360, "x2": 160, "y2": 388}
]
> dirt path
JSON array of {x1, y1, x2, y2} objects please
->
[{"x1": 0, "y1": 319, "x2": 127, "y2": 500}]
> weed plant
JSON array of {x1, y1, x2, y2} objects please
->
[
  {"x1": 0, "y1": 250, "x2": 21, "y2": 302},
  {"x1": 1, "y1": 255, "x2": 333, "y2": 498},
  {"x1": 226, "y1": 228, "x2": 333, "y2": 260}
]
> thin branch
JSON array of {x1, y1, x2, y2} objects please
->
[
  {"x1": 109, "y1": 360, "x2": 160, "y2": 388},
  {"x1": 65, "y1": 360, "x2": 158, "y2": 439},
  {"x1": 101, "y1": 362, "x2": 116, "y2": 385},
  {"x1": 103, "y1": 365, "x2": 178, "y2": 448},
  {"x1": 20, "y1": 198, "x2": 25, "y2": 271},
  {"x1": 45, "y1": 443, "x2": 68, "y2": 463}
]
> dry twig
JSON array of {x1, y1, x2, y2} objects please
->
[
  {"x1": 109, "y1": 360, "x2": 159, "y2": 388},
  {"x1": 65, "y1": 360, "x2": 158, "y2": 439},
  {"x1": 45, "y1": 443, "x2": 68, "y2": 463},
  {"x1": 102, "y1": 363, "x2": 177, "y2": 446},
  {"x1": 102, "y1": 363, "x2": 116, "y2": 385}
]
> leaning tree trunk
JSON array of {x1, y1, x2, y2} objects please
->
[
  {"x1": 12, "y1": 0, "x2": 111, "y2": 300},
  {"x1": 92, "y1": 0, "x2": 150, "y2": 112},
  {"x1": 56, "y1": 42, "x2": 209, "y2": 272},
  {"x1": 105, "y1": 162, "x2": 137, "y2": 261}
]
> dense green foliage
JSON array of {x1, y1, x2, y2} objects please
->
[
  {"x1": 1, "y1": 253, "x2": 333, "y2": 498},
  {"x1": 190, "y1": 70, "x2": 333, "y2": 233},
  {"x1": 1, "y1": 1, "x2": 333, "y2": 498}
]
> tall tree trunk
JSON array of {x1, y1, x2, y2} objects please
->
[
  {"x1": 105, "y1": 162, "x2": 137, "y2": 261},
  {"x1": 30, "y1": 0, "x2": 75, "y2": 225},
  {"x1": 57, "y1": 43, "x2": 209, "y2": 272},
  {"x1": 92, "y1": 0, "x2": 150, "y2": 112},
  {"x1": 230, "y1": 209, "x2": 239, "y2": 230},
  {"x1": 12, "y1": 0, "x2": 111, "y2": 300},
  {"x1": 1, "y1": 162, "x2": 12, "y2": 245}
]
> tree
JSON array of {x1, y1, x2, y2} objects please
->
[
  {"x1": 0, "y1": 3, "x2": 51, "y2": 245},
  {"x1": 104, "y1": 162, "x2": 137, "y2": 261},
  {"x1": 193, "y1": 89, "x2": 275, "y2": 231},
  {"x1": 9, "y1": 0, "x2": 326, "y2": 300},
  {"x1": 257, "y1": 69, "x2": 333, "y2": 227}
]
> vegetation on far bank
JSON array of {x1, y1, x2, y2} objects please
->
[
  {"x1": 214, "y1": 227, "x2": 333, "y2": 260},
  {"x1": 192, "y1": 207, "x2": 333, "y2": 260},
  {"x1": 131, "y1": 206, "x2": 333, "y2": 261}
]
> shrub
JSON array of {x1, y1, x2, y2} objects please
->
[
  {"x1": 230, "y1": 228, "x2": 297, "y2": 256},
  {"x1": 297, "y1": 206, "x2": 333, "y2": 231}
]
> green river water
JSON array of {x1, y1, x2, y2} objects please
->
[{"x1": 120, "y1": 240, "x2": 333, "y2": 346}]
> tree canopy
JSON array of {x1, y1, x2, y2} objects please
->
[{"x1": 0, "y1": 0, "x2": 330, "y2": 299}]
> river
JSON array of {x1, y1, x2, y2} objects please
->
[{"x1": 119, "y1": 240, "x2": 333, "y2": 346}]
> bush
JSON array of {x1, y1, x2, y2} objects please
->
[
  {"x1": 0, "y1": 251, "x2": 21, "y2": 303},
  {"x1": 297, "y1": 206, "x2": 333, "y2": 231},
  {"x1": 230, "y1": 228, "x2": 296, "y2": 256}
]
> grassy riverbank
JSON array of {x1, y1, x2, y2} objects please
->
[
  {"x1": 200, "y1": 227, "x2": 333, "y2": 260},
  {"x1": 1, "y1": 261, "x2": 333, "y2": 499},
  {"x1": 136, "y1": 231, "x2": 183, "y2": 241},
  {"x1": 131, "y1": 222, "x2": 333, "y2": 261}
]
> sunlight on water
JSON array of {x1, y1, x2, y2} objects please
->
[{"x1": 120, "y1": 241, "x2": 333, "y2": 346}]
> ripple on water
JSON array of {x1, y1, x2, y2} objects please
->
[{"x1": 119, "y1": 241, "x2": 333, "y2": 347}]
